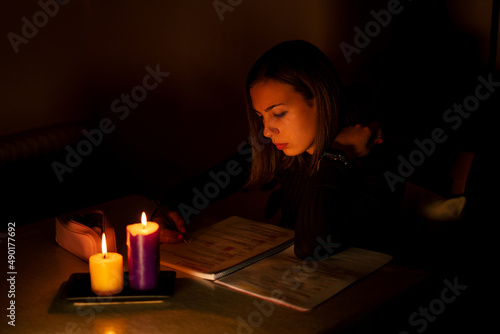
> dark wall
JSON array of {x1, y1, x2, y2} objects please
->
[{"x1": 1, "y1": 0, "x2": 495, "y2": 223}]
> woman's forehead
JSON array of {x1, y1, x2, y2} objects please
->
[{"x1": 250, "y1": 80, "x2": 296, "y2": 110}]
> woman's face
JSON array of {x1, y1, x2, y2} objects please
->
[{"x1": 250, "y1": 80, "x2": 318, "y2": 156}]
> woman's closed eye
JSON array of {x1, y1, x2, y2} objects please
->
[{"x1": 255, "y1": 111, "x2": 286, "y2": 120}]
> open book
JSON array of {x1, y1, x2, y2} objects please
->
[
  {"x1": 159, "y1": 216, "x2": 294, "y2": 280},
  {"x1": 215, "y1": 245, "x2": 393, "y2": 311},
  {"x1": 160, "y1": 216, "x2": 393, "y2": 311}
]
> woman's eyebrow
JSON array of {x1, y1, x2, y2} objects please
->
[{"x1": 265, "y1": 103, "x2": 285, "y2": 112}]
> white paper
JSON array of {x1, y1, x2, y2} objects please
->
[{"x1": 215, "y1": 246, "x2": 393, "y2": 311}]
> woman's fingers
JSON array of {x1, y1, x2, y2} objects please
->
[
  {"x1": 152, "y1": 208, "x2": 187, "y2": 243},
  {"x1": 159, "y1": 229, "x2": 185, "y2": 244},
  {"x1": 169, "y1": 210, "x2": 187, "y2": 234}
]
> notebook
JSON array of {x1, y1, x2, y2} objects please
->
[
  {"x1": 159, "y1": 216, "x2": 294, "y2": 280},
  {"x1": 215, "y1": 245, "x2": 393, "y2": 311}
]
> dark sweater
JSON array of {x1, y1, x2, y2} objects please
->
[
  {"x1": 161, "y1": 144, "x2": 402, "y2": 259},
  {"x1": 279, "y1": 148, "x2": 402, "y2": 259}
]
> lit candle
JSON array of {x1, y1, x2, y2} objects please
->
[
  {"x1": 127, "y1": 212, "x2": 160, "y2": 290},
  {"x1": 89, "y1": 233, "x2": 124, "y2": 295}
]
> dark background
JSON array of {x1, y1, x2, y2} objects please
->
[
  {"x1": 1, "y1": 0, "x2": 495, "y2": 225},
  {"x1": 0, "y1": 1, "x2": 497, "y2": 332}
]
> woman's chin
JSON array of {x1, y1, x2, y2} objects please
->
[{"x1": 281, "y1": 148, "x2": 300, "y2": 157}]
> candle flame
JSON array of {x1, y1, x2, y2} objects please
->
[
  {"x1": 102, "y1": 233, "x2": 107, "y2": 258},
  {"x1": 141, "y1": 211, "x2": 147, "y2": 228}
]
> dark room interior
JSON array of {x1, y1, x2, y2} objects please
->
[{"x1": 1, "y1": 0, "x2": 496, "y2": 333}]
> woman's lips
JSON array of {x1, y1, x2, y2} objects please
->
[{"x1": 274, "y1": 143, "x2": 288, "y2": 150}]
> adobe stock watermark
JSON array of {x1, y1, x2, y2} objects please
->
[
  {"x1": 384, "y1": 73, "x2": 499, "y2": 192},
  {"x1": 177, "y1": 129, "x2": 270, "y2": 224},
  {"x1": 213, "y1": 0, "x2": 244, "y2": 22},
  {"x1": 51, "y1": 64, "x2": 170, "y2": 183},
  {"x1": 7, "y1": 0, "x2": 71, "y2": 54},
  {"x1": 399, "y1": 276, "x2": 467, "y2": 334},
  {"x1": 225, "y1": 235, "x2": 341, "y2": 334},
  {"x1": 340, "y1": 0, "x2": 409, "y2": 64}
]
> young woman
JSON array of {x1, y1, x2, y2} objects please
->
[{"x1": 154, "y1": 40, "x2": 401, "y2": 259}]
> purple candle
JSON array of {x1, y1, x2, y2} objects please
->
[{"x1": 126, "y1": 212, "x2": 160, "y2": 290}]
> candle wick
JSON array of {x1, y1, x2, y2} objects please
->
[{"x1": 103, "y1": 253, "x2": 106, "y2": 259}]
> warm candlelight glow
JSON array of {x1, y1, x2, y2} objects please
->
[
  {"x1": 102, "y1": 233, "x2": 107, "y2": 258},
  {"x1": 141, "y1": 211, "x2": 147, "y2": 229},
  {"x1": 90, "y1": 231, "x2": 123, "y2": 295}
]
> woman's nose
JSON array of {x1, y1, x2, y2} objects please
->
[{"x1": 263, "y1": 121, "x2": 279, "y2": 138}]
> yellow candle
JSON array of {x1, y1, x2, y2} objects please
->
[{"x1": 89, "y1": 233, "x2": 124, "y2": 295}]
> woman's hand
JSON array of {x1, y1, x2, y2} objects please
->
[
  {"x1": 332, "y1": 121, "x2": 382, "y2": 160},
  {"x1": 151, "y1": 207, "x2": 187, "y2": 243}
]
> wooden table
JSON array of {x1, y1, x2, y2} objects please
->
[{"x1": 0, "y1": 195, "x2": 431, "y2": 334}]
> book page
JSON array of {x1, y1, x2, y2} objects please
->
[
  {"x1": 159, "y1": 216, "x2": 294, "y2": 280},
  {"x1": 215, "y1": 246, "x2": 393, "y2": 311}
]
